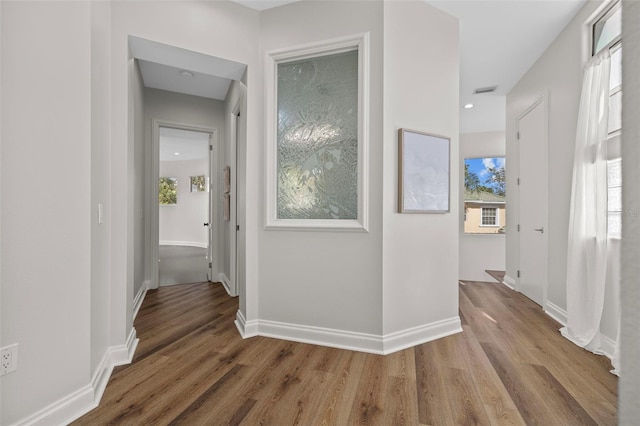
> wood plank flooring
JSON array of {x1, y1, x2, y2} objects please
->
[{"x1": 74, "y1": 281, "x2": 617, "y2": 425}]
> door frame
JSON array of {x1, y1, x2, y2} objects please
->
[
  {"x1": 150, "y1": 119, "x2": 218, "y2": 289},
  {"x1": 515, "y1": 94, "x2": 549, "y2": 307},
  {"x1": 225, "y1": 98, "x2": 241, "y2": 297}
]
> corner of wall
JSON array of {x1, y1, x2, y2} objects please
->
[{"x1": 12, "y1": 331, "x2": 138, "y2": 426}]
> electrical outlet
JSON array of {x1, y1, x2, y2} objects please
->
[{"x1": 1, "y1": 344, "x2": 18, "y2": 376}]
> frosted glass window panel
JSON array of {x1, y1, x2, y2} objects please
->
[{"x1": 277, "y1": 50, "x2": 358, "y2": 220}]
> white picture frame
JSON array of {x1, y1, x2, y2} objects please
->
[{"x1": 398, "y1": 128, "x2": 450, "y2": 213}]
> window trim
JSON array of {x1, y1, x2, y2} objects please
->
[
  {"x1": 591, "y1": 1, "x2": 623, "y2": 239},
  {"x1": 264, "y1": 33, "x2": 370, "y2": 232},
  {"x1": 591, "y1": 1, "x2": 622, "y2": 56}
]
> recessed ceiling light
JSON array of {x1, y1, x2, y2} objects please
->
[
  {"x1": 174, "y1": 152, "x2": 180, "y2": 156},
  {"x1": 464, "y1": 103, "x2": 474, "y2": 109},
  {"x1": 180, "y1": 70, "x2": 194, "y2": 78}
]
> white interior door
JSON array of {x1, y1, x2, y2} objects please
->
[{"x1": 517, "y1": 98, "x2": 548, "y2": 306}]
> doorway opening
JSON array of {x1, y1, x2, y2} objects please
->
[
  {"x1": 157, "y1": 126, "x2": 215, "y2": 286},
  {"x1": 129, "y1": 35, "x2": 247, "y2": 309}
]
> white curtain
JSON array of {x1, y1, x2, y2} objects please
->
[{"x1": 561, "y1": 50, "x2": 611, "y2": 355}]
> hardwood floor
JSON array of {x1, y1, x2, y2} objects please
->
[
  {"x1": 74, "y1": 281, "x2": 617, "y2": 425},
  {"x1": 158, "y1": 245, "x2": 209, "y2": 286}
]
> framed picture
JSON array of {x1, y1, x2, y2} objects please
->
[
  {"x1": 190, "y1": 175, "x2": 206, "y2": 192},
  {"x1": 398, "y1": 128, "x2": 450, "y2": 213},
  {"x1": 223, "y1": 193, "x2": 230, "y2": 221},
  {"x1": 224, "y1": 166, "x2": 231, "y2": 194},
  {"x1": 159, "y1": 177, "x2": 178, "y2": 205}
]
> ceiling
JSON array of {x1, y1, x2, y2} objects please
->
[
  {"x1": 130, "y1": 35, "x2": 246, "y2": 102},
  {"x1": 160, "y1": 127, "x2": 210, "y2": 162},
  {"x1": 427, "y1": 0, "x2": 587, "y2": 133},
  {"x1": 232, "y1": 0, "x2": 299, "y2": 9},
  {"x1": 137, "y1": 1, "x2": 588, "y2": 133}
]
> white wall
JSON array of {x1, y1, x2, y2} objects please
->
[
  {"x1": 144, "y1": 88, "x2": 224, "y2": 134},
  {"x1": 506, "y1": 0, "x2": 596, "y2": 310},
  {"x1": 506, "y1": 0, "x2": 619, "y2": 346},
  {"x1": 222, "y1": 80, "x2": 244, "y2": 286},
  {"x1": 90, "y1": 0, "x2": 112, "y2": 378},
  {"x1": 159, "y1": 158, "x2": 209, "y2": 246},
  {"x1": 257, "y1": 0, "x2": 460, "y2": 346},
  {"x1": 382, "y1": 1, "x2": 460, "y2": 336},
  {"x1": 132, "y1": 60, "x2": 146, "y2": 297},
  {"x1": 459, "y1": 131, "x2": 506, "y2": 282},
  {"x1": 111, "y1": 0, "x2": 261, "y2": 345},
  {"x1": 259, "y1": 1, "x2": 385, "y2": 335},
  {"x1": 252, "y1": 1, "x2": 460, "y2": 350},
  {"x1": 0, "y1": 1, "x2": 461, "y2": 421},
  {"x1": 620, "y1": 0, "x2": 640, "y2": 419},
  {"x1": 0, "y1": 2, "x2": 92, "y2": 424},
  {"x1": 0, "y1": 3, "x2": 4, "y2": 421},
  {"x1": 0, "y1": 2, "x2": 259, "y2": 424}
]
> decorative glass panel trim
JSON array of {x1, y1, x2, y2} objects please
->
[{"x1": 265, "y1": 33, "x2": 369, "y2": 231}]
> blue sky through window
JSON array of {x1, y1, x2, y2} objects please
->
[{"x1": 465, "y1": 157, "x2": 506, "y2": 194}]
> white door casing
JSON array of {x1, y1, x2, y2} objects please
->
[
  {"x1": 516, "y1": 96, "x2": 548, "y2": 306},
  {"x1": 208, "y1": 132, "x2": 216, "y2": 282},
  {"x1": 151, "y1": 120, "x2": 218, "y2": 289}
]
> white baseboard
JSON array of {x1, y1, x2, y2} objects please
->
[
  {"x1": 382, "y1": 317, "x2": 463, "y2": 354},
  {"x1": 545, "y1": 300, "x2": 567, "y2": 325},
  {"x1": 503, "y1": 274, "x2": 516, "y2": 289},
  {"x1": 17, "y1": 385, "x2": 94, "y2": 426},
  {"x1": 234, "y1": 311, "x2": 462, "y2": 355},
  {"x1": 235, "y1": 310, "x2": 259, "y2": 338},
  {"x1": 219, "y1": 273, "x2": 235, "y2": 296},
  {"x1": 133, "y1": 281, "x2": 149, "y2": 320},
  {"x1": 16, "y1": 329, "x2": 138, "y2": 426},
  {"x1": 159, "y1": 240, "x2": 207, "y2": 248},
  {"x1": 258, "y1": 319, "x2": 384, "y2": 353},
  {"x1": 89, "y1": 328, "x2": 138, "y2": 407}
]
